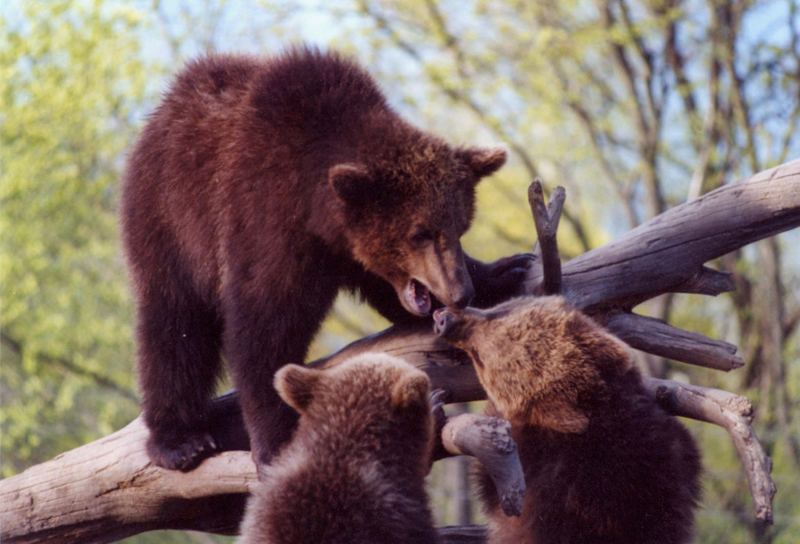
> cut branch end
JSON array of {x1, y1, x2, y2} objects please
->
[{"x1": 441, "y1": 413, "x2": 526, "y2": 517}]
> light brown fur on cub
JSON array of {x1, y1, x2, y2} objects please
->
[
  {"x1": 238, "y1": 353, "x2": 438, "y2": 544},
  {"x1": 435, "y1": 296, "x2": 701, "y2": 544}
]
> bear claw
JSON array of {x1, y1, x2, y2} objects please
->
[{"x1": 146, "y1": 431, "x2": 218, "y2": 471}]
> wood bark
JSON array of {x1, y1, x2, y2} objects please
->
[
  {"x1": 1, "y1": 158, "x2": 798, "y2": 542},
  {"x1": 440, "y1": 414, "x2": 525, "y2": 517}
]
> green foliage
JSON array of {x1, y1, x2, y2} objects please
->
[{"x1": 0, "y1": 0, "x2": 147, "y2": 475}]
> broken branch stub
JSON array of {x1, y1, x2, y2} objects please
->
[
  {"x1": 440, "y1": 413, "x2": 526, "y2": 517},
  {"x1": 603, "y1": 312, "x2": 745, "y2": 371},
  {"x1": 527, "y1": 179, "x2": 565, "y2": 295}
]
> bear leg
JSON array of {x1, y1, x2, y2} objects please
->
[
  {"x1": 222, "y1": 285, "x2": 336, "y2": 471},
  {"x1": 136, "y1": 290, "x2": 223, "y2": 471}
]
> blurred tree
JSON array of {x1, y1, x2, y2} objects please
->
[{"x1": 0, "y1": 0, "x2": 146, "y2": 475}]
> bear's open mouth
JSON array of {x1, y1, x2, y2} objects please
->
[{"x1": 404, "y1": 278, "x2": 432, "y2": 316}]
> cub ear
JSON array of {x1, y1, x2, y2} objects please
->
[
  {"x1": 458, "y1": 146, "x2": 507, "y2": 178},
  {"x1": 329, "y1": 163, "x2": 373, "y2": 204},
  {"x1": 391, "y1": 371, "x2": 431, "y2": 409},
  {"x1": 274, "y1": 364, "x2": 321, "y2": 414}
]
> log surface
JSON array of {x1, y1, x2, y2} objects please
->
[{"x1": 2, "y1": 159, "x2": 798, "y2": 542}]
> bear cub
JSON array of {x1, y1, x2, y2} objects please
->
[
  {"x1": 121, "y1": 46, "x2": 530, "y2": 473},
  {"x1": 238, "y1": 353, "x2": 438, "y2": 544},
  {"x1": 435, "y1": 296, "x2": 701, "y2": 544}
]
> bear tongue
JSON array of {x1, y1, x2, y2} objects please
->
[{"x1": 406, "y1": 279, "x2": 432, "y2": 315}]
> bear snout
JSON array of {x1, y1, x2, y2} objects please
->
[{"x1": 433, "y1": 307, "x2": 458, "y2": 337}]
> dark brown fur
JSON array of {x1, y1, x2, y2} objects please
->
[
  {"x1": 435, "y1": 296, "x2": 701, "y2": 544},
  {"x1": 237, "y1": 353, "x2": 438, "y2": 544},
  {"x1": 121, "y1": 47, "x2": 527, "y2": 470}
]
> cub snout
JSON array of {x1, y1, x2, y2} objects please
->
[{"x1": 433, "y1": 307, "x2": 458, "y2": 337}]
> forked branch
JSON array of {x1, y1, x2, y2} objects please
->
[
  {"x1": 528, "y1": 179, "x2": 565, "y2": 294},
  {"x1": 643, "y1": 379, "x2": 776, "y2": 524}
]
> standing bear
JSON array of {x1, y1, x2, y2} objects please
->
[
  {"x1": 434, "y1": 296, "x2": 701, "y2": 544},
  {"x1": 121, "y1": 46, "x2": 528, "y2": 472},
  {"x1": 238, "y1": 353, "x2": 438, "y2": 544}
]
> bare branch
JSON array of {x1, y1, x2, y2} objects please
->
[
  {"x1": 528, "y1": 180, "x2": 565, "y2": 294},
  {"x1": 441, "y1": 414, "x2": 525, "y2": 517},
  {"x1": 0, "y1": 391, "x2": 512, "y2": 543},
  {"x1": 603, "y1": 312, "x2": 744, "y2": 371},
  {"x1": 0, "y1": 416, "x2": 255, "y2": 543},
  {"x1": 537, "y1": 159, "x2": 800, "y2": 310},
  {"x1": 643, "y1": 378, "x2": 776, "y2": 524},
  {"x1": 675, "y1": 266, "x2": 735, "y2": 296}
]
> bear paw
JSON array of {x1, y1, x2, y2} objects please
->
[
  {"x1": 146, "y1": 430, "x2": 218, "y2": 471},
  {"x1": 471, "y1": 253, "x2": 536, "y2": 306}
]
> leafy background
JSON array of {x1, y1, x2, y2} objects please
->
[{"x1": 1, "y1": 1, "x2": 799, "y2": 542}]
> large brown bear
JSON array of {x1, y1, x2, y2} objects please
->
[
  {"x1": 434, "y1": 296, "x2": 701, "y2": 544},
  {"x1": 237, "y1": 353, "x2": 438, "y2": 544},
  {"x1": 121, "y1": 47, "x2": 528, "y2": 472}
]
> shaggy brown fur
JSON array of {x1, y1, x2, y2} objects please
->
[
  {"x1": 435, "y1": 296, "x2": 701, "y2": 544},
  {"x1": 237, "y1": 353, "x2": 438, "y2": 544},
  {"x1": 120, "y1": 47, "x2": 529, "y2": 471}
]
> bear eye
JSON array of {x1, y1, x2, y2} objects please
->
[{"x1": 410, "y1": 228, "x2": 434, "y2": 246}]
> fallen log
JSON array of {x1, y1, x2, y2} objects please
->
[{"x1": 1, "y1": 158, "x2": 797, "y2": 542}]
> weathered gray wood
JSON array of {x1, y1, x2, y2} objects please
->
[
  {"x1": 441, "y1": 414, "x2": 525, "y2": 517},
  {"x1": 531, "y1": 159, "x2": 800, "y2": 310},
  {"x1": 674, "y1": 266, "x2": 735, "y2": 296},
  {"x1": 0, "y1": 416, "x2": 256, "y2": 544},
  {"x1": 603, "y1": 312, "x2": 745, "y2": 371},
  {"x1": 643, "y1": 379, "x2": 776, "y2": 524},
  {"x1": 528, "y1": 180, "x2": 566, "y2": 294},
  {"x1": 0, "y1": 412, "x2": 491, "y2": 543}
]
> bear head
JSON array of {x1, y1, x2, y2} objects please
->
[
  {"x1": 274, "y1": 353, "x2": 434, "y2": 456},
  {"x1": 433, "y1": 296, "x2": 633, "y2": 433},
  {"x1": 329, "y1": 133, "x2": 506, "y2": 316}
]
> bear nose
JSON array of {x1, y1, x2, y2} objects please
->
[{"x1": 433, "y1": 308, "x2": 456, "y2": 336}]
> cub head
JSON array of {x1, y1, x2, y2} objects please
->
[
  {"x1": 433, "y1": 296, "x2": 632, "y2": 433},
  {"x1": 274, "y1": 353, "x2": 432, "y2": 431},
  {"x1": 329, "y1": 138, "x2": 506, "y2": 316}
]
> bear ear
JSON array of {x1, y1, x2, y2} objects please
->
[
  {"x1": 391, "y1": 371, "x2": 431, "y2": 409},
  {"x1": 274, "y1": 364, "x2": 321, "y2": 414},
  {"x1": 459, "y1": 146, "x2": 507, "y2": 178},
  {"x1": 329, "y1": 163, "x2": 373, "y2": 205}
]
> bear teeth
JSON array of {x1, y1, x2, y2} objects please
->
[{"x1": 407, "y1": 279, "x2": 431, "y2": 315}]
